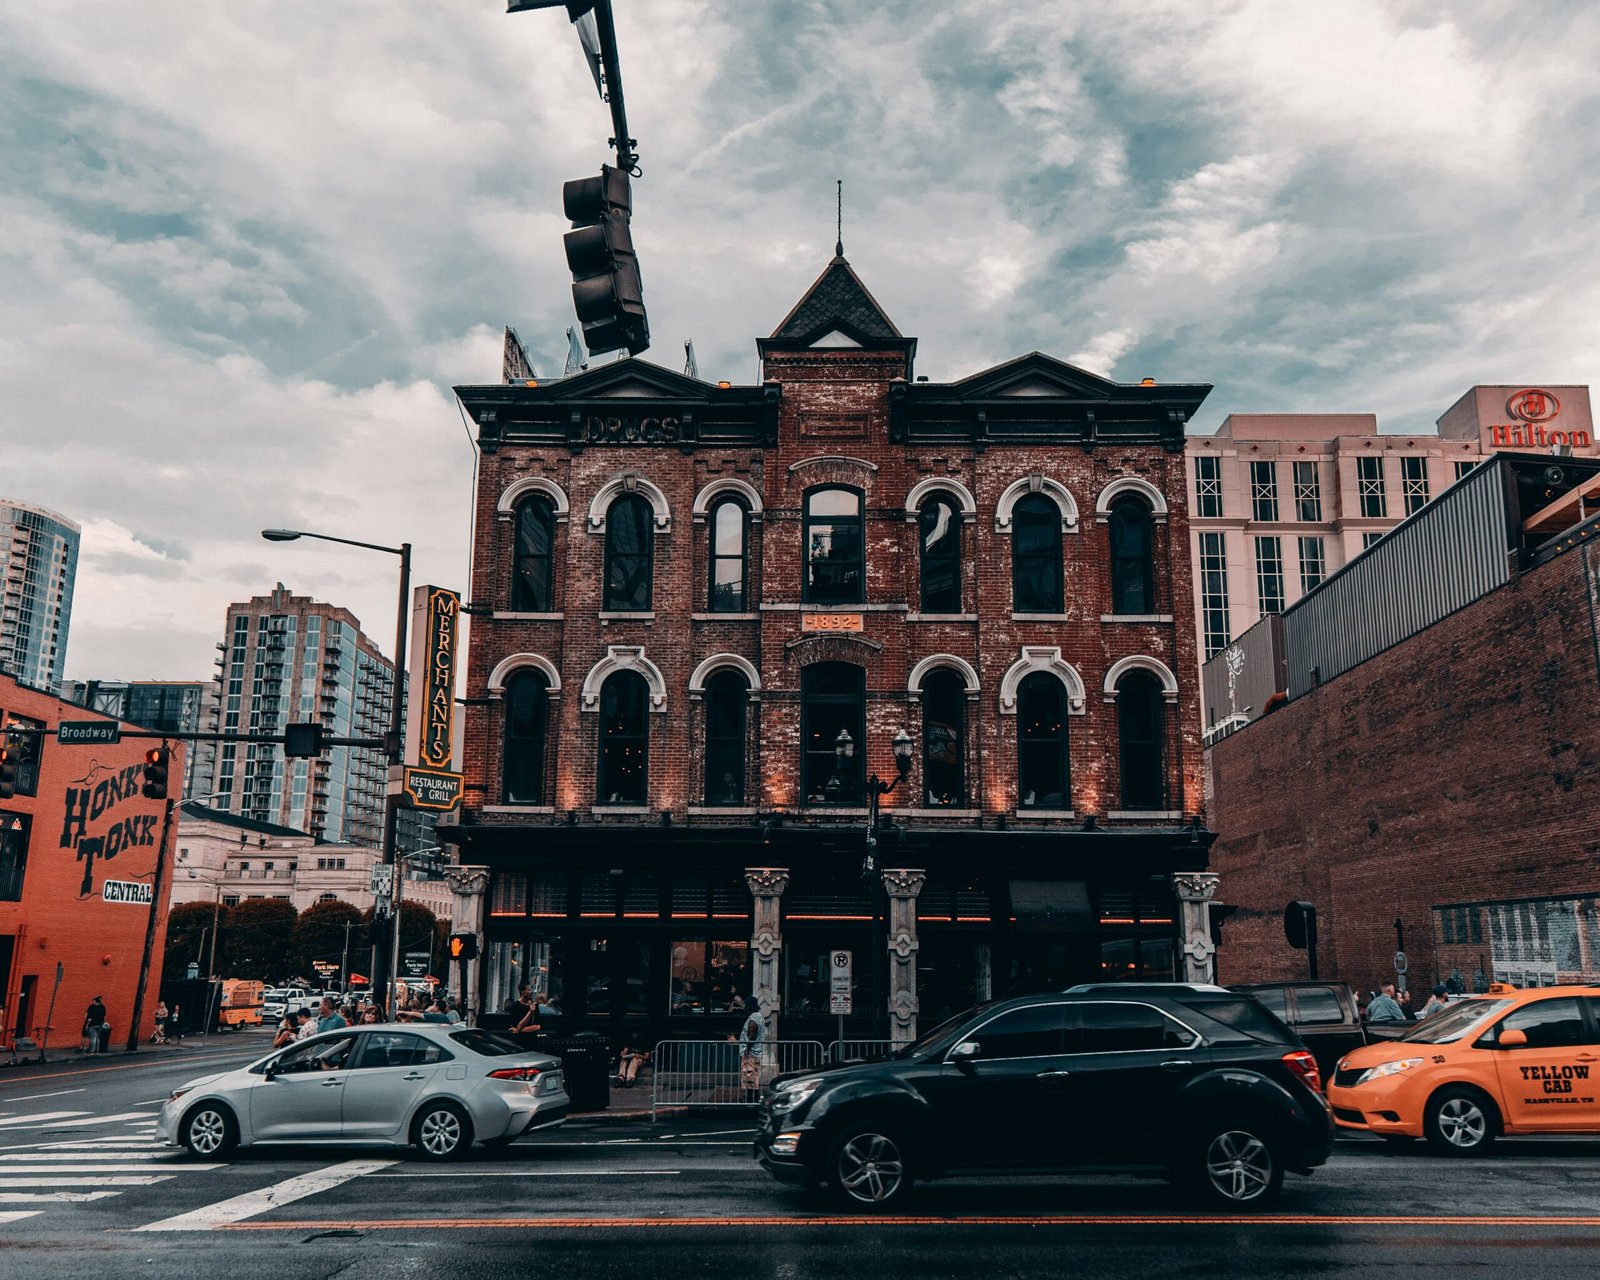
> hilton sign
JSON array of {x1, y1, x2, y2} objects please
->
[
  {"x1": 1441, "y1": 385, "x2": 1596, "y2": 456},
  {"x1": 1488, "y1": 390, "x2": 1592, "y2": 450}
]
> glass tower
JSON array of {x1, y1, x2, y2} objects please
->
[{"x1": 0, "y1": 499, "x2": 79, "y2": 694}]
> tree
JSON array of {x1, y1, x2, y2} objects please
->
[
  {"x1": 164, "y1": 901, "x2": 232, "y2": 979},
  {"x1": 219, "y1": 898, "x2": 299, "y2": 983},
  {"x1": 291, "y1": 900, "x2": 365, "y2": 987}
]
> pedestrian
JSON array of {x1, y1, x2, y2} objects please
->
[
  {"x1": 315, "y1": 997, "x2": 348, "y2": 1034},
  {"x1": 1420, "y1": 984, "x2": 1450, "y2": 1018},
  {"x1": 83, "y1": 996, "x2": 107, "y2": 1056},
  {"x1": 1367, "y1": 982, "x2": 1407, "y2": 1022},
  {"x1": 294, "y1": 1009, "x2": 317, "y2": 1041},
  {"x1": 166, "y1": 1002, "x2": 183, "y2": 1042},
  {"x1": 359, "y1": 1008, "x2": 380, "y2": 1026},
  {"x1": 736, "y1": 1002, "x2": 767, "y2": 1093},
  {"x1": 615, "y1": 1045, "x2": 648, "y2": 1087},
  {"x1": 272, "y1": 1016, "x2": 298, "y2": 1049},
  {"x1": 509, "y1": 984, "x2": 541, "y2": 1040},
  {"x1": 152, "y1": 1001, "x2": 169, "y2": 1045},
  {"x1": 444, "y1": 998, "x2": 462, "y2": 1026}
]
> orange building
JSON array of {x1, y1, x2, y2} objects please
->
[{"x1": 1, "y1": 674, "x2": 181, "y2": 1057}]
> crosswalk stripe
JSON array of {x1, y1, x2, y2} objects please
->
[
  {"x1": 0, "y1": 1192, "x2": 120, "y2": 1203},
  {"x1": 31, "y1": 1112, "x2": 156, "y2": 1130},
  {"x1": 0, "y1": 1210, "x2": 42, "y2": 1222},
  {"x1": 1, "y1": 1153, "x2": 185, "y2": 1162},
  {"x1": 0, "y1": 1176, "x2": 175, "y2": 1188},
  {"x1": 136, "y1": 1160, "x2": 396, "y2": 1231},
  {"x1": 0, "y1": 1166, "x2": 216, "y2": 1175},
  {"x1": 0, "y1": 1112, "x2": 88, "y2": 1128}
]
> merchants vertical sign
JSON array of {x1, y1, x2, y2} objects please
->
[{"x1": 406, "y1": 585, "x2": 461, "y2": 770}]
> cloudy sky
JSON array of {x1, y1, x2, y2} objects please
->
[{"x1": 3, "y1": 0, "x2": 1598, "y2": 681}]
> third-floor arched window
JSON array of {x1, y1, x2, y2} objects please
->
[
  {"x1": 708, "y1": 498, "x2": 749, "y2": 612},
  {"x1": 1109, "y1": 496, "x2": 1156, "y2": 615},
  {"x1": 1117, "y1": 670, "x2": 1166, "y2": 811},
  {"x1": 921, "y1": 669, "x2": 966, "y2": 806},
  {"x1": 502, "y1": 669, "x2": 550, "y2": 804},
  {"x1": 597, "y1": 670, "x2": 649, "y2": 805},
  {"x1": 604, "y1": 494, "x2": 654, "y2": 612},
  {"x1": 512, "y1": 496, "x2": 555, "y2": 612},
  {"x1": 803, "y1": 487, "x2": 864, "y2": 605},
  {"x1": 919, "y1": 496, "x2": 961, "y2": 614},
  {"x1": 1017, "y1": 672, "x2": 1069, "y2": 809},
  {"x1": 703, "y1": 671, "x2": 749, "y2": 805},
  {"x1": 1012, "y1": 495, "x2": 1063, "y2": 613}
]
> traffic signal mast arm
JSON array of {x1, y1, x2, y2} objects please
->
[{"x1": 508, "y1": 1, "x2": 637, "y2": 172}]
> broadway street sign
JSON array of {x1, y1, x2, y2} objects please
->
[{"x1": 58, "y1": 721, "x2": 120, "y2": 745}]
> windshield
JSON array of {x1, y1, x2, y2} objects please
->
[
  {"x1": 897, "y1": 1004, "x2": 990, "y2": 1058},
  {"x1": 448, "y1": 1029, "x2": 529, "y2": 1058},
  {"x1": 1396, "y1": 998, "x2": 1514, "y2": 1045}
]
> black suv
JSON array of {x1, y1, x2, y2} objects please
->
[{"x1": 755, "y1": 984, "x2": 1334, "y2": 1211}]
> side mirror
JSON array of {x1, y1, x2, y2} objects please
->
[
  {"x1": 950, "y1": 1041, "x2": 980, "y2": 1071},
  {"x1": 1497, "y1": 1027, "x2": 1528, "y2": 1048}
]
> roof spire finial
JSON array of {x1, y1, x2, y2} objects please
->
[{"x1": 834, "y1": 178, "x2": 844, "y2": 259}]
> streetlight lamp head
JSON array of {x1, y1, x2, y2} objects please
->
[
  {"x1": 891, "y1": 727, "x2": 914, "y2": 777},
  {"x1": 834, "y1": 728, "x2": 854, "y2": 762},
  {"x1": 261, "y1": 529, "x2": 303, "y2": 542}
]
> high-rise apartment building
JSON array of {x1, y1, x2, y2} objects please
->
[
  {"x1": 192, "y1": 585, "x2": 403, "y2": 849},
  {"x1": 0, "y1": 499, "x2": 79, "y2": 694}
]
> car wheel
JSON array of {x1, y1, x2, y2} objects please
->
[
  {"x1": 828, "y1": 1123, "x2": 912, "y2": 1210},
  {"x1": 1190, "y1": 1122, "x2": 1283, "y2": 1210},
  {"x1": 412, "y1": 1101, "x2": 473, "y2": 1161},
  {"x1": 181, "y1": 1103, "x2": 237, "y2": 1159},
  {"x1": 1424, "y1": 1087, "x2": 1497, "y2": 1156}
]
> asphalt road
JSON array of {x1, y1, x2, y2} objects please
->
[{"x1": 2, "y1": 1033, "x2": 1599, "y2": 1278}]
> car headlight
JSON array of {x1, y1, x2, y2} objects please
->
[
  {"x1": 771, "y1": 1077, "x2": 822, "y2": 1111},
  {"x1": 168, "y1": 1087, "x2": 192, "y2": 1104},
  {"x1": 1354, "y1": 1057, "x2": 1425, "y2": 1086}
]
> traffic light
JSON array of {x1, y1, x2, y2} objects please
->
[
  {"x1": 283, "y1": 722, "x2": 326, "y2": 759},
  {"x1": 0, "y1": 731, "x2": 21, "y2": 799},
  {"x1": 448, "y1": 933, "x2": 478, "y2": 961},
  {"x1": 563, "y1": 164, "x2": 649, "y2": 357},
  {"x1": 1284, "y1": 900, "x2": 1317, "y2": 950},
  {"x1": 141, "y1": 747, "x2": 171, "y2": 800}
]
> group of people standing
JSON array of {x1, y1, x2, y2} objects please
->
[
  {"x1": 268, "y1": 993, "x2": 464, "y2": 1048},
  {"x1": 1361, "y1": 981, "x2": 1452, "y2": 1023}
]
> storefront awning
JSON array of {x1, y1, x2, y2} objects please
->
[{"x1": 1008, "y1": 879, "x2": 1093, "y2": 933}]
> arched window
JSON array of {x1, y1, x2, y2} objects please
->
[
  {"x1": 919, "y1": 496, "x2": 961, "y2": 614},
  {"x1": 702, "y1": 671, "x2": 749, "y2": 805},
  {"x1": 512, "y1": 496, "x2": 555, "y2": 612},
  {"x1": 803, "y1": 487, "x2": 864, "y2": 605},
  {"x1": 921, "y1": 669, "x2": 966, "y2": 806},
  {"x1": 597, "y1": 670, "x2": 649, "y2": 805},
  {"x1": 318, "y1": 892, "x2": 339, "y2": 904},
  {"x1": 1012, "y1": 495, "x2": 1063, "y2": 613},
  {"x1": 1117, "y1": 671, "x2": 1166, "y2": 811},
  {"x1": 800, "y1": 662, "x2": 865, "y2": 804},
  {"x1": 1109, "y1": 496, "x2": 1155, "y2": 615},
  {"x1": 1017, "y1": 673, "x2": 1069, "y2": 809},
  {"x1": 708, "y1": 498, "x2": 748, "y2": 612},
  {"x1": 503, "y1": 669, "x2": 550, "y2": 805},
  {"x1": 604, "y1": 494, "x2": 654, "y2": 612}
]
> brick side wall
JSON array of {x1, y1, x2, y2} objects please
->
[{"x1": 1207, "y1": 546, "x2": 1600, "y2": 990}]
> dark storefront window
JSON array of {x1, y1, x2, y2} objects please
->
[
  {"x1": 586, "y1": 936, "x2": 649, "y2": 1017},
  {"x1": 1099, "y1": 936, "x2": 1175, "y2": 982},
  {"x1": 801, "y1": 663, "x2": 865, "y2": 804},
  {"x1": 702, "y1": 672, "x2": 748, "y2": 806},
  {"x1": 3, "y1": 719, "x2": 42, "y2": 798},
  {"x1": 512, "y1": 496, "x2": 555, "y2": 612},
  {"x1": 603, "y1": 495, "x2": 654, "y2": 611},
  {"x1": 0, "y1": 811, "x2": 29, "y2": 902},
  {"x1": 919, "y1": 496, "x2": 961, "y2": 613},
  {"x1": 921, "y1": 670, "x2": 966, "y2": 806},
  {"x1": 708, "y1": 498, "x2": 749, "y2": 612},
  {"x1": 1108, "y1": 496, "x2": 1155, "y2": 614},
  {"x1": 502, "y1": 670, "x2": 549, "y2": 804},
  {"x1": 1017, "y1": 674, "x2": 1069, "y2": 809},
  {"x1": 1116, "y1": 671, "x2": 1166, "y2": 811},
  {"x1": 803, "y1": 487, "x2": 864, "y2": 605},
  {"x1": 669, "y1": 940, "x2": 752, "y2": 1014},
  {"x1": 597, "y1": 671, "x2": 649, "y2": 805},
  {"x1": 1012, "y1": 496, "x2": 1062, "y2": 613}
]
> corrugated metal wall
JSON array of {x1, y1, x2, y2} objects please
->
[
  {"x1": 1202, "y1": 613, "x2": 1284, "y2": 734},
  {"x1": 1281, "y1": 460, "x2": 1514, "y2": 699}
]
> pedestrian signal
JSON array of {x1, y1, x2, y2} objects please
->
[{"x1": 448, "y1": 933, "x2": 478, "y2": 961}]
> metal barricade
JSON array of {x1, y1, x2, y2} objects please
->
[
  {"x1": 827, "y1": 1039, "x2": 895, "y2": 1063},
  {"x1": 650, "y1": 1039, "x2": 826, "y2": 1120}
]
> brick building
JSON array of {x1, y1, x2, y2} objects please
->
[
  {"x1": 444, "y1": 251, "x2": 1218, "y2": 1045},
  {"x1": 1206, "y1": 452, "x2": 1600, "y2": 994},
  {"x1": 1, "y1": 673, "x2": 179, "y2": 1055}
]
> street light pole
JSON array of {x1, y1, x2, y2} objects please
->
[{"x1": 261, "y1": 528, "x2": 410, "y2": 1015}]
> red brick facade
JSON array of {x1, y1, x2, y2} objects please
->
[
  {"x1": 1207, "y1": 542, "x2": 1600, "y2": 993},
  {"x1": 1, "y1": 675, "x2": 181, "y2": 1053}
]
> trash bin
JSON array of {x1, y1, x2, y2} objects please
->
[
  {"x1": 535, "y1": 1033, "x2": 611, "y2": 1112},
  {"x1": 477, "y1": 1012, "x2": 513, "y2": 1033}
]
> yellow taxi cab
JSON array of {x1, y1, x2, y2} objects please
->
[{"x1": 1327, "y1": 984, "x2": 1600, "y2": 1154}]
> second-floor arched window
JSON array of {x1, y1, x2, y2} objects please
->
[
  {"x1": 803, "y1": 487, "x2": 864, "y2": 605},
  {"x1": 597, "y1": 670, "x2": 649, "y2": 804},
  {"x1": 1012, "y1": 494, "x2": 1063, "y2": 613},
  {"x1": 801, "y1": 662, "x2": 865, "y2": 803},
  {"x1": 708, "y1": 498, "x2": 748, "y2": 612},
  {"x1": 919, "y1": 496, "x2": 961, "y2": 613},
  {"x1": 1117, "y1": 670, "x2": 1166, "y2": 811},
  {"x1": 921, "y1": 669, "x2": 966, "y2": 806},
  {"x1": 703, "y1": 671, "x2": 749, "y2": 805},
  {"x1": 512, "y1": 496, "x2": 555, "y2": 612},
  {"x1": 503, "y1": 669, "x2": 550, "y2": 804},
  {"x1": 604, "y1": 494, "x2": 654, "y2": 612},
  {"x1": 1017, "y1": 672, "x2": 1069, "y2": 809},
  {"x1": 1109, "y1": 496, "x2": 1155, "y2": 615}
]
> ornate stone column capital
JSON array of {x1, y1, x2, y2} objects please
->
[
  {"x1": 444, "y1": 867, "x2": 491, "y2": 898},
  {"x1": 881, "y1": 868, "x2": 927, "y2": 899},
  {"x1": 745, "y1": 867, "x2": 791, "y2": 898},
  {"x1": 1172, "y1": 871, "x2": 1219, "y2": 902}
]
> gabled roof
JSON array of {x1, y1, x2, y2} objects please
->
[
  {"x1": 769, "y1": 254, "x2": 903, "y2": 342},
  {"x1": 540, "y1": 356, "x2": 716, "y2": 402},
  {"x1": 948, "y1": 351, "x2": 1136, "y2": 399}
]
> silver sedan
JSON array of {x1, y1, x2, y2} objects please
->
[{"x1": 158, "y1": 1025, "x2": 569, "y2": 1160}]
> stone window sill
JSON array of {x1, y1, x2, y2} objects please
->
[
  {"x1": 687, "y1": 806, "x2": 760, "y2": 816},
  {"x1": 1012, "y1": 809, "x2": 1076, "y2": 820},
  {"x1": 1105, "y1": 810, "x2": 1185, "y2": 820},
  {"x1": 691, "y1": 613, "x2": 761, "y2": 621},
  {"x1": 1012, "y1": 613, "x2": 1074, "y2": 622},
  {"x1": 591, "y1": 805, "x2": 652, "y2": 816},
  {"x1": 795, "y1": 806, "x2": 871, "y2": 816},
  {"x1": 481, "y1": 804, "x2": 556, "y2": 815},
  {"x1": 897, "y1": 807, "x2": 981, "y2": 818},
  {"x1": 491, "y1": 612, "x2": 565, "y2": 621},
  {"x1": 1099, "y1": 614, "x2": 1174, "y2": 623},
  {"x1": 906, "y1": 613, "x2": 977, "y2": 623},
  {"x1": 599, "y1": 612, "x2": 655, "y2": 621}
]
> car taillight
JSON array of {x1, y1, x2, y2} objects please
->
[
  {"x1": 1282, "y1": 1050, "x2": 1322, "y2": 1093},
  {"x1": 487, "y1": 1066, "x2": 544, "y2": 1081}
]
